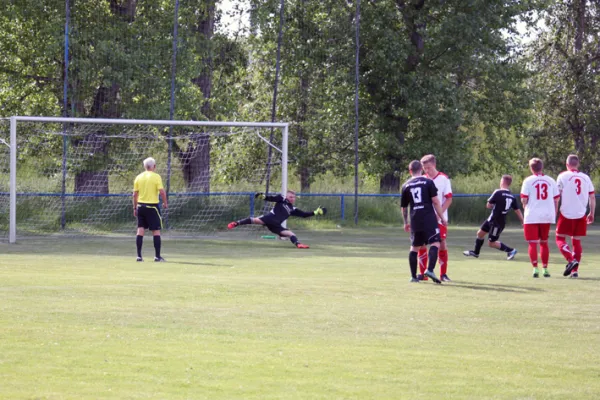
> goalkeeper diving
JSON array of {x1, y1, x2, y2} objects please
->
[{"x1": 227, "y1": 190, "x2": 326, "y2": 249}]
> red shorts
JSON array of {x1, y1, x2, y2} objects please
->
[
  {"x1": 524, "y1": 223, "x2": 551, "y2": 241},
  {"x1": 556, "y1": 214, "x2": 587, "y2": 237},
  {"x1": 438, "y1": 223, "x2": 447, "y2": 239}
]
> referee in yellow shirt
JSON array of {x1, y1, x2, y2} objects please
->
[{"x1": 133, "y1": 157, "x2": 168, "y2": 262}]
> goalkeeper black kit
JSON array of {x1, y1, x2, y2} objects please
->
[{"x1": 259, "y1": 194, "x2": 315, "y2": 232}]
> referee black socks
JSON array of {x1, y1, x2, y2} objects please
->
[
  {"x1": 136, "y1": 235, "x2": 143, "y2": 258},
  {"x1": 153, "y1": 235, "x2": 161, "y2": 258}
]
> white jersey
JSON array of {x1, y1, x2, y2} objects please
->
[
  {"x1": 431, "y1": 172, "x2": 453, "y2": 222},
  {"x1": 557, "y1": 170, "x2": 595, "y2": 219},
  {"x1": 520, "y1": 174, "x2": 560, "y2": 224}
]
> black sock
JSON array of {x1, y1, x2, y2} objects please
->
[
  {"x1": 409, "y1": 251, "x2": 418, "y2": 278},
  {"x1": 474, "y1": 238, "x2": 484, "y2": 255},
  {"x1": 237, "y1": 217, "x2": 252, "y2": 225},
  {"x1": 499, "y1": 243, "x2": 513, "y2": 252},
  {"x1": 153, "y1": 235, "x2": 161, "y2": 258},
  {"x1": 290, "y1": 235, "x2": 299, "y2": 245},
  {"x1": 136, "y1": 235, "x2": 143, "y2": 258},
  {"x1": 427, "y1": 246, "x2": 439, "y2": 272}
]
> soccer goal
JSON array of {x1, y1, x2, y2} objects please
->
[{"x1": 2, "y1": 116, "x2": 289, "y2": 243}]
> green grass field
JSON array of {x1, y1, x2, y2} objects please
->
[{"x1": 1, "y1": 226, "x2": 600, "y2": 399}]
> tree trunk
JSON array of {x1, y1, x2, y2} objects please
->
[
  {"x1": 571, "y1": 0, "x2": 587, "y2": 168},
  {"x1": 74, "y1": 83, "x2": 120, "y2": 193},
  {"x1": 179, "y1": 135, "x2": 211, "y2": 191},
  {"x1": 74, "y1": 1, "x2": 136, "y2": 193},
  {"x1": 75, "y1": 171, "x2": 109, "y2": 194},
  {"x1": 380, "y1": 173, "x2": 401, "y2": 193},
  {"x1": 297, "y1": 0, "x2": 310, "y2": 192},
  {"x1": 376, "y1": 1, "x2": 426, "y2": 191},
  {"x1": 185, "y1": 0, "x2": 216, "y2": 192}
]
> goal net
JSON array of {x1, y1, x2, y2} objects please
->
[{"x1": 2, "y1": 117, "x2": 288, "y2": 243}]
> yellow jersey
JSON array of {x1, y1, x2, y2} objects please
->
[{"x1": 134, "y1": 171, "x2": 164, "y2": 204}]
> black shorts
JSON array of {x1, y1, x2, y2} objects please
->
[
  {"x1": 481, "y1": 220, "x2": 504, "y2": 242},
  {"x1": 410, "y1": 227, "x2": 441, "y2": 247},
  {"x1": 259, "y1": 215, "x2": 287, "y2": 236},
  {"x1": 137, "y1": 204, "x2": 162, "y2": 231}
]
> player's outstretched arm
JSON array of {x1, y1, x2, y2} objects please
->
[
  {"x1": 291, "y1": 207, "x2": 326, "y2": 218},
  {"x1": 256, "y1": 193, "x2": 284, "y2": 202}
]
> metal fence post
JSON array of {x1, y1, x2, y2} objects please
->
[
  {"x1": 340, "y1": 195, "x2": 345, "y2": 220},
  {"x1": 250, "y1": 194, "x2": 255, "y2": 217}
]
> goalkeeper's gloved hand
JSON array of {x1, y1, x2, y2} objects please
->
[
  {"x1": 254, "y1": 192, "x2": 266, "y2": 200},
  {"x1": 314, "y1": 206, "x2": 327, "y2": 216}
]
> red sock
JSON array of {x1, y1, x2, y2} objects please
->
[
  {"x1": 418, "y1": 248, "x2": 428, "y2": 275},
  {"x1": 540, "y1": 242, "x2": 549, "y2": 267},
  {"x1": 572, "y1": 239, "x2": 582, "y2": 271},
  {"x1": 439, "y1": 250, "x2": 448, "y2": 275},
  {"x1": 555, "y1": 237, "x2": 574, "y2": 262},
  {"x1": 528, "y1": 242, "x2": 538, "y2": 267}
]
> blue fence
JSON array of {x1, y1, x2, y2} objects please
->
[{"x1": 2, "y1": 191, "x2": 493, "y2": 220}]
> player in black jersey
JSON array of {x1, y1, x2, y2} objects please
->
[
  {"x1": 227, "y1": 190, "x2": 326, "y2": 249},
  {"x1": 463, "y1": 175, "x2": 524, "y2": 260},
  {"x1": 401, "y1": 160, "x2": 448, "y2": 284}
]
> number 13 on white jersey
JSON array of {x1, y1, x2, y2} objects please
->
[{"x1": 520, "y1": 175, "x2": 559, "y2": 224}]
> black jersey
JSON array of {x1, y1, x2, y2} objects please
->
[
  {"x1": 487, "y1": 189, "x2": 518, "y2": 224},
  {"x1": 262, "y1": 194, "x2": 314, "y2": 225},
  {"x1": 400, "y1": 176, "x2": 439, "y2": 231}
]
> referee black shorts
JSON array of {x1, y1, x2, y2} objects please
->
[
  {"x1": 137, "y1": 203, "x2": 162, "y2": 231},
  {"x1": 480, "y1": 220, "x2": 504, "y2": 242}
]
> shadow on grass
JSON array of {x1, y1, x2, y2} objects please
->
[
  {"x1": 573, "y1": 277, "x2": 600, "y2": 281},
  {"x1": 445, "y1": 280, "x2": 545, "y2": 293},
  {"x1": 170, "y1": 261, "x2": 233, "y2": 267}
]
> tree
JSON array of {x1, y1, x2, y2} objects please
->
[
  {"x1": 360, "y1": 0, "x2": 536, "y2": 191},
  {"x1": 528, "y1": 0, "x2": 600, "y2": 174}
]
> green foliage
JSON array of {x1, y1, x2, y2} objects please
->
[
  {"x1": 526, "y1": 1, "x2": 600, "y2": 174},
  {"x1": 360, "y1": 0, "x2": 536, "y2": 182},
  {"x1": 3, "y1": 0, "x2": 596, "y2": 193}
]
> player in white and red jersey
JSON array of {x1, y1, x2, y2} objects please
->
[
  {"x1": 418, "y1": 154, "x2": 453, "y2": 282},
  {"x1": 555, "y1": 154, "x2": 596, "y2": 278},
  {"x1": 520, "y1": 158, "x2": 559, "y2": 278}
]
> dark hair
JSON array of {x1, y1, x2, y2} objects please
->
[
  {"x1": 566, "y1": 154, "x2": 579, "y2": 168},
  {"x1": 409, "y1": 160, "x2": 422, "y2": 173},
  {"x1": 529, "y1": 158, "x2": 543, "y2": 173},
  {"x1": 501, "y1": 174, "x2": 513, "y2": 187}
]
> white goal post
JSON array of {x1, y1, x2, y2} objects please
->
[{"x1": 4, "y1": 116, "x2": 289, "y2": 243}]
